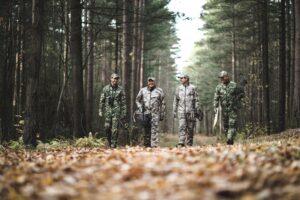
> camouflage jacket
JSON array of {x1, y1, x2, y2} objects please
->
[
  {"x1": 173, "y1": 84, "x2": 200, "y2": 114},
  {"x1": 213, "y1": 81, "x2": 244, "y2": 112},
  {"x1": 99, "y1": 84, "x2": 127, "y2": 118},
  {"x1": 136, "y1": 87, "x2": 166, "y2": 116}
]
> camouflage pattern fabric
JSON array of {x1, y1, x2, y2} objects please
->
[
  {"x1": 99, "y1": 84, "x2": 126, "y2": 146},
  {"x1": 214, "y1": 81, "x2": 244, "y2": 141},
  {"x1": 173, "y1": 84, "x2": 199, "y2": 146},
  {"x1": 136, "y1": 87, "x2": 166, "y2": 147},
  {"x1": 178, "y1": 113, "x2": 195, "y2": 146}
]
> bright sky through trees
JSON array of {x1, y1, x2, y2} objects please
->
[{"x1": 168, "y1": 0, "x2": 205, "y2": 71}]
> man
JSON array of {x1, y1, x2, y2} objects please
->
[
  {"x1": 173, "y1": 74, "x2": 200, "y2": 147},
  {"x1": 136, "y1": 77, "x2": 166, "y2": 147},
  {"x1": 99, "y1": 73, "x2": 126, "y2": 148},
  {"x1": 214, "y1": 71, "x2": 244, "y2": 145}
]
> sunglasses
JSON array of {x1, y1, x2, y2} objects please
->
[{"x1": 179, "y1": 77, "x2": 187, "y2": 79}]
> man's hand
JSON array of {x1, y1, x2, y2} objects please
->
[
  {"x1": 173, "y1": 112, "x2": 177, "y2": 119},
  {"x1": 99, "y1": 110, "x2": 103, "y2": 117},
  {"x1": 214, "y1": 108, "x2": 218, "y2": 114},
  {"x1": 138, "y1": 106, "x2": 143, "y2": 113},
  {"x1": 190, "y1": 111, "x2": 195, "y2": 120},
  {"x1": 160, "y1": 114, "x2": 164, "y2": 121}
]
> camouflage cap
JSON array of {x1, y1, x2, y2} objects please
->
[
  {"x1": 147, "y1": 77, "x2": 156, "y2": 81},
  {"x1": 218, "y1": 71, "x2": 229, "y2": 78},
  {"x1": 177, "y1": 74, "x2": 189, "y2": 79},
  {"x1": 111, "y1": 73, "x2": 120, "y2": 79}
]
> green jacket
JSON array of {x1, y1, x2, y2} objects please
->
[
  {"x1": 214, "y1": 81, "x2": 244, "y2": 112},
  {"x1": 99, "y1": 84, "x2": 127, "y2": 118}
]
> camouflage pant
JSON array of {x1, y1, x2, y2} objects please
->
[
  {"x1": 222, "y1": 110, "x2": 237, "y2": 140},
  {"x1": 104, "y1": 116, "x2": 119, "y2": 146},
  {"x1": 143, "y1": 113, "x2": 159, "y2": 147},
  {"x1": 178, "y1": 113, "x2": 195, "y2": 146}
]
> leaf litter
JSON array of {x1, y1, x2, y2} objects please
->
[{"x1": 0, "y1": 130, "x2": 300, "y2": 200}]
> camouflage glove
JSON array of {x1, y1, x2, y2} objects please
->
[{"x1": 99, "y1": 110, "x2": 103, "y2": 117}]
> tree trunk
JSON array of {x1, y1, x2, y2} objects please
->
[
  {"x1": 70, "y1": 0, "x2": 86, "y2": 137},
  {"x1": 262, "y1": 0, "x2": 270, "y2": 134},
  {"x1": 122, "y1": 0, "x2": 132, "y2": 122},
  {"x1": 85, "y1": 0, "x2": 95, "y2": 133},
  {"x1": 293, "y1": 0, "x2": 300, "y2": 124},
  {"x1": 279, "y1": 0, "x2": 286, "y2": 131},
  {"x1": 14, "y1": 0, "x2": 25, "y2": 117},
  {"x1": 115, "y1": 0, "x2": 120, "y2": 73},
  {"x1": 231, "y1": 2, "x2": 236, "y2": 81},
  {"x1": 286, "y1": 0, "x2": 292, "y2": 124},
  {"x1": 290, "y1": 0, "x2": 295, "y2": 124},
  {"x1": 139, "y1": 0, "x2": 145, "y2": 89},
  {"x1": 23, "y1": 0, "x2": 44, "y2": 146},
  {"x1": 1, "y1": 0, "x2": 17, "y2": 142},
  {"x1": 131, "y1": 0, "x2": 139, "y2": 114},
  {"x1": 53, "y1": 0, "x2": 70, "y2": 136}
]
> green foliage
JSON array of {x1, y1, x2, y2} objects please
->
[
  {"x1": 74, "y1": 133, "x2": 106, "y2": 148},
  {"x1": 6, "y1": 137, "x2": 25, "y2": 150},
  {"x1": 144, "y1": 0, "x2": 178, "y2": 79},
  {"x1": 1, "y1": 133, "x2": 105, "y2": 150},
  {"x1": 237, "y1": 123, "x2": 268, "y2": 140},
  {"x1": 36, "y1": 138, "x2": 73, "y2": 149}
]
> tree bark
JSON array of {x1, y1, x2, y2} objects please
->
[
  {"x1": 261, "y1": 0, "x2": 270, "y2": 134},
  {"x1": 286, "y1": 0, "x2": 292, "y2": 124},
  {"x1": 23, "y1": 0, "x2": 44, "y2": 146},
  {"x1": 293, "y1": 0, "x2": 300, "y2": 124},
  {"x1": 1, "y1": 0, "x2": 16, "y2": 142},
  {"x1": 115, "y1": 0, "x2": 120, "y2": 73},
  {"x1": 131, "y1": 0, "x2": 139, "y2": 114},
  {"x1": 70, "y1": 0, "x2": 86, "y2": 137},
  {"x1": 231, "y1": 2, "x2": 236, "y2": 81},
  {"x1": 53, "y1": 0, "x2": 70, "y2": 136},
  {"x1": 279, "y1": 0, "x2": 286, "y2": 131},
  {"x1": 122, "y1": 0, "x2": 132, "y2": 122},
  {"x1": 85, "y1": 0, "x2": 95, "y2": 133},
  {"x1": 139, "y1": 0, "x2": 145, "y2": 89}
]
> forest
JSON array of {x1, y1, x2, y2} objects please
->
[
  {"x1": 0, "y1": 0, "x2": 300, "y2": 199},
  {"x1": 0, "y1": 0, "x2": 300, "y2": 144}
]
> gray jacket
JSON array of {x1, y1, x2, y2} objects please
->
[
  {"x1": 136, "y1": 87, "x2": 166, "y2": 116},
  {"x1": 173, "y1": 84, "x2": 199, "y2": 114}
]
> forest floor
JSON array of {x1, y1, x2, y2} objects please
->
[{"x1": 1, "y1": 129, "x2": 300, "y2": 200}]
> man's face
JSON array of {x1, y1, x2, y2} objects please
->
[
  {"x1": 147, "y1": 80, "x2": 156, "y2": 88},
  {"x1": 180, "y1": 77, "x2": 188, "y2": 84},
  {"x1": 220, "y1": 75, "x2": 230, "y2": 84},
  {"x1": 111, "y1": 77, "x2": 119, "y2": 86}
]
